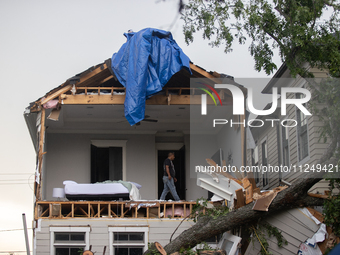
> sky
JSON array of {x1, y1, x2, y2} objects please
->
[{"x1": 0, "y1": 0, "x2": 281, "y2": 253}]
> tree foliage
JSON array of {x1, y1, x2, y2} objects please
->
[
  {"x1": 144, "y1": 1, "x2": 340, "y2": 253},
  {"x1": 183, "y1": 0, "x2": 340, "y2": 241},
  {"x1": 182, "y1": 0, "x2": 340, "y2": 77}
]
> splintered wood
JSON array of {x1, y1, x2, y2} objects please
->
[
  {"x1": 233, "y1": 173, "x2": 289, "y2": 211},
  {"x1": 252, "y1": 185, "x2": 288, "y2": 211}
]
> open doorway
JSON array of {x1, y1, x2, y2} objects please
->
[
  {"x1": 91, "y1": 145, "x2": 122, "y2": 183},
  {"x1": 157, "y1": 146, "x2": 186, "y2": 200}
]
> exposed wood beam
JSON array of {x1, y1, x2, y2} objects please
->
[
  {"x1": 61, "y1": 94, "x2": 233, "y2": 105},
  {"x1": 95, "y1": 75, "x2": 114, "y2": 87},
  {"x1": 190, "y1": 63, "x2": 220, "y2": 81},
  {"x1": 40, "y1": 85, "x2": 73, "y2": 105},
  {"x1": 36, "y1": 108, "x2": 46, "y2": 202},
  {"x1": 189, "y1": 63, "x2": 237, "y2": 97},
  {"x1": 76, "y1": 64, "x2": 110, "y2": 88},
  {"x1": 77, "y1": 64, "x2": 108, "y2": 85},
  {"x1": 38, "y1": 64, "x2": 110, "y2": 107}
]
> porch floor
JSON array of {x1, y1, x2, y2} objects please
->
[{"x1": 35, "y1": 201, "x2": 204, "y2": 220}]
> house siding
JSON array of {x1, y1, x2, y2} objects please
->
[
  {"x1": 244, "y1": 208, "x2": 320, "y2": 255},
  {"x1": 35, "y1": 218, "x2": 195, "y2": 254},
  {"x1": 249, "y1": 75, "x2": 330, "y2": 193}
]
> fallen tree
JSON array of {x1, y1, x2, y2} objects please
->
[
  {"x1": 144, "y1": 139, "x2": 338, "y2": 254},
  {"x1": 143, "y1": 1, "x2": 340, "y2": 253}
]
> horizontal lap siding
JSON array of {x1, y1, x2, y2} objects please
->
[
  {"x1": 267, "y1": 125, "x2": 280, "y2": 189},
  {"x1": 35, "y1": 218, "x2": 195, "y2": 254},
  {"x1": 245, "y1": 208, "x2": 319, "y2": 255}
]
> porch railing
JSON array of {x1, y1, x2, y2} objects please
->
[{"x1": 35, "y1": 201, "x2": 208, "y2": 220}]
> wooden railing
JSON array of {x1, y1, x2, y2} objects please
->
[{"x1": 35, "y1": 201, "x2": 202, "y2": 220}]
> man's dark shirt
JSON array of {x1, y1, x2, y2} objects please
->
[{"x1": 163, "y1": 158, "x2": 175, "y2": 177}]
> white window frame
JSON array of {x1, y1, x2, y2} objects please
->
[
  {"x1": 91, "y1": 140, "x2": 127, "y2": 181},
  {"x1": 260, "y1": 137, "x2": 269, "y2": 189},
  {"x1": 50, "y1": 226, "x2": 90, "y2": 255},
  {"x1": 251, "y1": 144, "x2": 260, "y2": 184},
  {"x1": 280, "y1": 119, "x2": 290, "y2": 181},
  {"x1": 294, "y1": 83, "x2": 311, "y2": 165},
  {"x1": 108, "y1": 226, "x2": 149, "y2": 255},
  {"x1": 217, "y1": 232, "x2": 242, "y2": 255}
]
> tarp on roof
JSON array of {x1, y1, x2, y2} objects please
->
[{"x1": 111, "y1": 28, "x2": 192, "y2": 126}]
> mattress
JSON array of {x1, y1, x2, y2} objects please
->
[{"x1": 63, "y1": 180, "x2": 141, "y2": 201}]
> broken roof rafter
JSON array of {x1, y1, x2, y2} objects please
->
[
  {"x1": 29, "y1": 61, "x2": 243, "y2": 111},
  {"x1": 31, "y1": 63, "x2": 111, "y2": 112}
]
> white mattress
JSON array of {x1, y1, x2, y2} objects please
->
[{"x1": 63, "y1": 180, "x2": 139, "y2": 195}]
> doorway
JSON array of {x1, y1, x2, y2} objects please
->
[
  {"x1": 157, "y1": 146, "x2": 186, "y2": 200},
  {"x1": 91, "y1": 145, "x2": 122, "y2": 183}
]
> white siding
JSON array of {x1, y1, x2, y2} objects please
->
[
  {"x1": 245, "y1": 208, "x2": 320, "y2": 255},
  {"x1": 250, "y1": 73, "x2": 331, "y2": 193},
  {"x1": 35, "y1": 218, "x2": 195, "y2": 254}
]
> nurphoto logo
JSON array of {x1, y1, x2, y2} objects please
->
[{"x1": 200, "y1": 84, "x2": 312, "y2": 128}]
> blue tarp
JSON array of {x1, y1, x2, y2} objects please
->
[{"x1": 111, "y1": 28, "x2": 192, "y2": 126}]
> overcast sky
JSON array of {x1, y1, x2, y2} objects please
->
[{"x1": 0, "y1": 1, "x2": 281, "y2": 253}]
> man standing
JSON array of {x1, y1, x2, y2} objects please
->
[{"x1": 159, "y1": 152, "x2": 180, "y2": 201}]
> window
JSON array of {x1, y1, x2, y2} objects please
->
[
  {"x1": 262, "y1": 140, "x2": 268, "y2": 187},
  {"x1": 91, "y1": 145, "x2": 123, "y2": 182},
  {"x1": 217, "y1": 232, "x2": 241, "y2": 255},
  {"x1": 251, "y1": 144, "x2": 259, "y2": 184},
  {"x1": 280, "y1": 124, "x2": 290, "y2": 180},
  {"x1": 50, "y1": 227, "x2": 90, "y2": 255},
  {"x1": 296, "y1": 93, "x2": 309, "y2": 161},
  {"x1": 109, "y1": 226, "x2": 149, "y2": 255},
  {"x1": 91, "y1": 140, "x2": 127, "y2": 182}
]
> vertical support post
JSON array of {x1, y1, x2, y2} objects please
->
[
  {"x1": 242, "y1": 100, "x2": 247, "y2": 169},
  {"x1": 120, "y1": 203, "x2": 124, "y2": 218},
  {"x1": 22, "y1": 213, "x2": 30, "y2": 255},
  {"x1": 36, "y1": 108, "x2": 46, "y2": 201}
]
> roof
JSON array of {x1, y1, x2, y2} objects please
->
[
  {"x1": 27, "y1": 58, "x2": 246, "y2": 112},
  {"x1": 261, "y1": 63, "x2": 289, "y2": 94}
]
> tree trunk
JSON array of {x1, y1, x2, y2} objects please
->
[{"x1": 144, "y1": 157, "x2": 337, "y2": 255}]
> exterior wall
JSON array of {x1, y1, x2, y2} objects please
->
[
  {"x1": 185, "y1": 134, "x2": 209, "y2": 200},
  {"x1": 216, "y1": 124, "x2": 243, "y2": 170},
  {"x1": 35, "y1": 218, "x2": 195, "y2": 254},
  {"x1": 189, "y1": 134, "x2": 222, "y2": 199},
  {"x1": 249, "y1": 75, "x2": 330, "y2": 192},
  {"x1": 44, "y1": 133, "x2": 157, "y2": 200},
  {"x1": 244, "y1": 208, "x2": 320, "y2": 255},
  {"x1": 44, "y1": 132, "x2": 209, "y2": 201}
]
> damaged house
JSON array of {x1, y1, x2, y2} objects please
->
[
  {"x1": 24, "y1": 28, "x2": 247, "y2": 255},
  {"x1": 242, "y1": 63, "x2": 335, "y2": 255}
]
